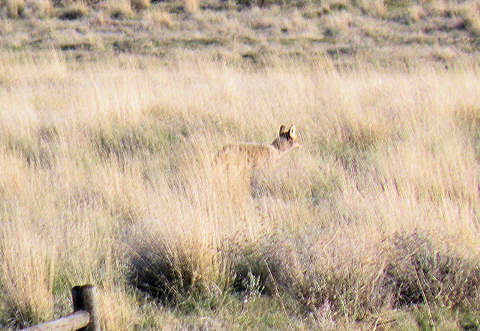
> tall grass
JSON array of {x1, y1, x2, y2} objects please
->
[
  {"x1": 1, "y1": 51, "x2": 480, "y2": 328},
  {"x1": 184, "y1": 0, "x2": 199, "y2": 14}
]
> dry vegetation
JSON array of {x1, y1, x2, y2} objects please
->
[
  {"x1": 2, "y1": 0, "x2": 480, "y2": 330},
  {"x1": 2, "y1": 0, "x2": 480, "y2": 65},
  {"x1": 1, "y1": 50, "x2": 480, "y2": 330}
]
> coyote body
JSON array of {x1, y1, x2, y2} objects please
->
[
  {"x1": 216, "y1": 125, "x2": 300, "y2": 173},
  {"x1": 216, "y1": 143, "x2": 280, "y2": 170}
]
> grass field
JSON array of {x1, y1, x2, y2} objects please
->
[{"x1": 2, "y1": 1, "x2": 480, "y2": 330}]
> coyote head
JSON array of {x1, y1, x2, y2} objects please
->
[{"x1": 271, "y1": 125, "x2": 301, "y2": 152}]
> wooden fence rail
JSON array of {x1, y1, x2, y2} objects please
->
[{"x1": 21, "y1": 285, "x2": 100, "y2": 331}]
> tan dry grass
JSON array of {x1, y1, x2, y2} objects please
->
[
  {"x1": 144, "y1": 8, "x2": 174, "y2": 29},
  {"x1": 0, "y1": 220, "x2": 55, "y2": 325},
  {"x1": 31, "y1": 0, "x2": 52, "y2": 18},
  {"x1": 6, "y1": 0, "x2": 25, "y2": 18},
  {"x1": 106, "y1": 0, "x2": 134, "y2": 19},
  {"x1": 1, "y1": 52, "x2": 480, "y2": 327},
  {"x1": 58, "y1": 1, "x2": 89, "y2": 20},
  {"x1": 97, "y1": 286, "x2": 142, "y2": 330},
  {"x1": 357, "y1": 0, "x2": 386, "y2": 17},
  {"x1": 322, "y1": 11, "x2": 353, "y2": 37},
  {"x1": 184, "y1": 0, "x2": 199, "y2": 14}
]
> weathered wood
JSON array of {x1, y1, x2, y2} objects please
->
[
  {"x1": 23, "y1": 311, "x2": 90, "y2": 331},
  {"x1": 21, "y1": 285, "x2": 100, "y2": 331},
  {"x1": 71, "y1": 285, "x2": 100, "y2": 331}
]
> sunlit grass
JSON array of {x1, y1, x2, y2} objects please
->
[{"x1": 1, "y1": 51, "x2": 480, "y2": 328}]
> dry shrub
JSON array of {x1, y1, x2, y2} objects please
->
[
  {"x1": 126, "y1": 205, "x2": 235, "y2": 306},
  {"x1": 232, "y1": 238, "x2": 286, "y2": 297},
  {"x1": 232, "y1": 230, "x2": 480, "y2": 319},
  {"x1": 229, "y1": 230, "x2": 388, "y2": 320},
  {"x1": 384, "y1": 232, "x2": 480, "y2": 308},
  {"x1": 128, "y1": 235, "x2": 204, "y2": 304}
]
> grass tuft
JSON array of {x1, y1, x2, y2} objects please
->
[
  {"x1": 31, "y1": 0, "x2": 53, "y2": 18},
  {"x1": 127, "y1": 217, "x2": 232, "y2": 307},
  {"x1": 107, "y1": 0, "x2": 134, "y2": 19},
  {"x1": 128, "y1": 238, "x2": 197, "y2": 304},
  {"x1": 6, "y1": 0, "x2": 25, "y2": 18},
  {"x1": 184, "y1": 0, "x2": 199, "y2": 14},
  {"x1": 0, "y1": 222, "x2": 55, "y2": 328},
  {"x1": 456, "y1": 1, "x2": 480, "y2": 37},
  {"x1": 144, "y1": 8, "x2": 174, "y2": 29},
  {"x1": 131, "y1": 0, "x2": 150, "y2": 12},
  {"x1": 58, "y1": 2, "x2": 89, "y2": 20}
]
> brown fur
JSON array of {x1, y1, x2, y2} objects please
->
[
  {"x1": 215, "y1": 124, "x2": 300, "y2": 173},
  {"x1": 213, "y1": 124, "x2": 300, "y2": 203}
]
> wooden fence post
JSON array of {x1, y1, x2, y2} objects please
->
[
  {"x1": 22, "y1": 285, "x2": 99, "y2": 331},
  {"x1": 71, "y1": 285, "x2": 100, "y2": 331}
]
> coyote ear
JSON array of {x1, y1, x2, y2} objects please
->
[
  {"x1": 289, "y1": 125, "x2": 296, "y2": 139},
  {"x1": 279, "y1": 125, "x2": 287, "y2": 135}
]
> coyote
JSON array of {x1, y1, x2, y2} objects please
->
[
  {"x1": 216, "y1": 124, "x2": 301, "y2": 173},
  {"x1": 213, "y1": 125, "x2": 300, "y2": 202}
]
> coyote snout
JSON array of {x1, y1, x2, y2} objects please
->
[{"x1": 216, "y1": 124, "x2": 301, "y2": 172}]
